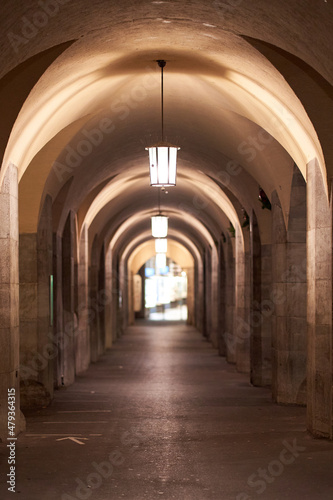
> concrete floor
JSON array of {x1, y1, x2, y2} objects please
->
[{"x1": 1, "y1": 322, "x2": 333, "y2": 500}]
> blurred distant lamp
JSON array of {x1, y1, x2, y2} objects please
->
[
  {"x1": 151, "y1": 216, "x2": 168, "y2": 238},
  {"x1": 156, "y1": 253, "x2": 167, "y2": 269},
  {"x1": 155, "y1": 238, "x2": 168, "y2": 253},
  {"x1": 146, "y1": 60, "x2": 180, "y2": 187}
]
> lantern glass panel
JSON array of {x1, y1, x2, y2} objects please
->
[
  {"x1": 155, "y1": 238, "x2": 168, "y2": 253},
  {"x1": 151, "y1": 216, "x2": 168, "y2": 238}
]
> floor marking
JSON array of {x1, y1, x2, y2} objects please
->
[
  {"x1": 25, "y1": 433, "x2": 102, "y2": 437},
  {"x1": 43, "y1": 421, "x2": 109, "y2": 424},
  {"x1": 57, "y1": 410, "x2": 112, "y2": 413},
  {"x1": 56, "y1": 437, "x2": 88, "y2": 445},
  {"x1": 56, "y1": 401, "x2": 109, "y2": 403},
  {"x1": 26, "y1": 433, "x2": 83, "y2": 436}
]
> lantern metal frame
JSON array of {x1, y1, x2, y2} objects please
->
[{"x1": 146, "y1": 60, "x2": 180, "y2": 187}]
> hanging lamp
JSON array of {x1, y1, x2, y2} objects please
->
[
  {"x1": 151, "y1": 216, "x2": 168, "y2": 238},
  {"x1": 155, "y1": 238, "x2": 168, "y2": 253},
  {"x1": 151, "y1": 187, "x2": 168, "y2": 237},
  {"x1": 156, "y1": 253, "x2": 167, "y2": 269},
  {"x1": 146, "y1": 60, "x2": 180, "y2": 187}
]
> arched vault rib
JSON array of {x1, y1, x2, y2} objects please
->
[
  {"x1": 2, "y1": 26, "x2": 326, "y2": 204},
  {"x1": 126, "y1": 238, "x2": 195, "y2": 277},
  {"x1": 108, "y1": 209, "x2": 220, "y2": 257},
  {"x1": 82, "y1": 170, "x2": 242, "y2": 243},
  {"x1": 121, "y1": 230, "x2": 201, "y2": 272}
]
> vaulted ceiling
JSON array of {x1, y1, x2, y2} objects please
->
[{"x1": 1, "y1": 0, "x2": 332, "y2": 259}]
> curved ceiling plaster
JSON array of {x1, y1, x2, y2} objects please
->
[
  {"x1": 127, "y1": 239, "x2": 194, "y2": 276},
  {"x1": 3, "y1": 21, "x2": 326, "y2": 221},
  {"x1": 83, "y1": 169, "x2": 241, "y2": 238},
  {"x1": 19, "y1": 106, "x2": 292, "y2": 236},
  {"x1": 39, "y1": 120, "x2": 286, "y2": 238},
  {"x1": 91, "y1": 196, "x2": 239, "y2": 266},
  {"x1": 106, "y1": 211, "x2": 222, "y2": 268},
  {"x1": 0, "y1": 41, "x2": 74, "y2": 178},
  {"x1": 101, "y1": 215, "x2": 206, "y2": 270},
  {"x1": 1, "y1": 1, "x2": 331, "y2": 83},
  {"x1": 122, "y1": 230, "x2": 201, "y2": 272}
]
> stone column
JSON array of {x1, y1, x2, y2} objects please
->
[
  {"x1": 260, "y1": 243, "x2": 273, "y2": 387},
  {"x1": 116, "y1": 257, "x2": 124, "y2": 338},
  {"x1": 134, "y1": 264, "x2": 146, "y2": 321},
  {"x1": 250, "y1": 212, "x2": 273, "y2": 387},
  {"x1": 235, "y1": 228, "x2": 250, "y2": 373},
  {"x1": 61, "y1": 212, "x2": 76, "y2": 384},
  {"x1": 186, "y1": 266, "x2": 195, "y2": 326},
  {"x1": 104, "y1": 245, "x2": 113, "y2": 348},
  {"x1": 307, "y1": 158, "x2": 332, "y2": 438},
  {"x1": 53, "y1": 232, "x2": 63, "y2": 387},
  {"x1": 89, "y1": 236, "x2": 99, "y2": 362},
  {"x1": 210, "y1": 246, "x2": 219, "y2": 349},
  {"x1": 217, "y1": 239, "x2": 226, "y2": 356},
  {"x1": 111, "y1": 255, "x2": 118, "y2": 341},
  {"x1": 0, "y1": 164, "x2": 25, "y2": 439},
  {"x1": 195, "y1": 258, "x2": 204, "y2": 334},
  {"x1": 118, "y1": 258, "x2": 125, "y2": 335},
  {"x1": 128, "y1": 270, "x2": 134, "y2": 326},
  {"x1": 37, "y1": 196, "x2": 54, "y2": 396},
  {"x1": 204, "y1": 247, "x2": 212, "y2": 340},
  {"x1": 250, "y1": 212, "x2": 262, "y2": 385},
  {"x1": 19, "y1": 233, "x2": 39, "y2": 401},
  {"x1": 76, "y1": 223, "x2": 90, "y2": 373},
  {"x1": 98, "y1": 244, "x2": 106, "y2": 355},
  {"x1": 20, "y1": 195, "x2": 53, "y2": 408},
  {"x1": 271, "y1": 191, "x2": 287, "y2": 402},
  {"x1": 271, "y1": 164, "x2": 307, "y2": 405},
  {"x1": 225, "y1": 237, "x2": 235, "y2": 363}
]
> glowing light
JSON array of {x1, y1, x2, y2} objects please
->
[
  {"x1": 148, "y1": 145, "x2": 179, "y2": 186},
  {"x1": 155, "y1": 238, "x2": 168, "y2": 253},
  {"x1": 156, "y1": 253, "x2": 167, "y2": 268},
  {"x1": 151, "y1": 216, "x2": 168, "y2": 237}
]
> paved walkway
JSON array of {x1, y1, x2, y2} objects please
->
[
  {"x1": 1, "y1": 322, "x2": 333, "y2": 500},
  {"x1": 148, "y1": 305, "x2": 188, "y2": 321}
]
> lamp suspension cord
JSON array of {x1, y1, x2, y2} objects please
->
[
  {"x1": 157, "y1": 60, "x2": 166, "y2": 142},
  {"x1": 157, "y1": 60, "x2": 166, "y2": 214},
  {"x1": 161, "y1": 63, "x2": 164, "y2": 142}
]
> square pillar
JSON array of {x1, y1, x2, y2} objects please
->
[
  {"x1": 0, "y1": 164, "x2": 25, "y2": 439},
  {"x1": 307, "y1": 158, "x2": 332, "y2": 438},
  {"x1": 271, "y1": 164, "x2": 307, "y2": 406},
  {"x1": 76, "y1": 223, "x2": 90, "y2": 373}
]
